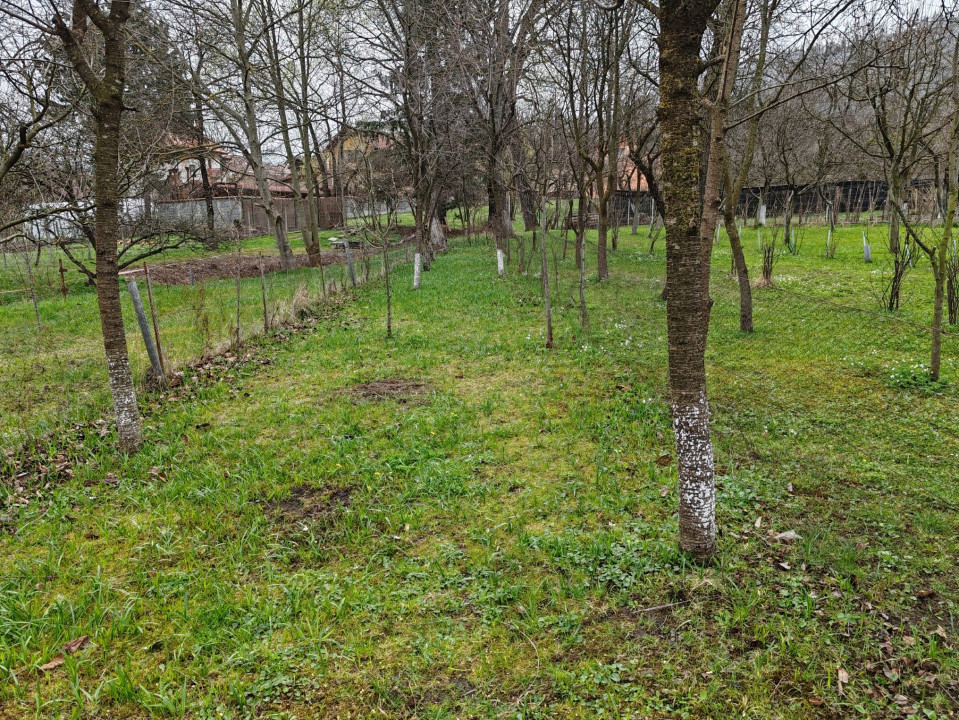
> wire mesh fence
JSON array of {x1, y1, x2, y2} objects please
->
[
  {"x1": 0, "y1": 243, "x2": 410, "y2": 451},
  {"x1": 4, "y1": 224, "x2": 958, "y2": 501}
]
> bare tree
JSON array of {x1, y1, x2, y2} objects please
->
[
  {"x1": 170, "y1": 0, "x2": 296, "y2": 268},
  {"x1": 836, "y1": 8, "x2": 948, "y2": 259},
  {"x1": 0, "y1": 0, "x2": 144, "y2": 451}
]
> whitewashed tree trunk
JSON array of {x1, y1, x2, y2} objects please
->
[
  {"x1": 674, "y1": 391, "x2": 716, "y2": 556},
  {"x1": 413, "y1": 252, "x2": 422, "y2": 289},
  {"x1": 758, "y1": 204, "x2": 767, "y2": 226},
  {"x1": 497, "y1": 248, "x2": 505, "y2": 276}
]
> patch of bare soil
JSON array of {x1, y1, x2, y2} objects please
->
[
  {"x1": 265, "y1": 485, "x2": 353, "y2": 525},
  {"x1": 348, "y1": 378, "x2": 432, "y2": 402}
]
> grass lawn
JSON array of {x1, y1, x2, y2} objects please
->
[{"x1": 1, "y1": 222, "x2": 957, "y2": 719}]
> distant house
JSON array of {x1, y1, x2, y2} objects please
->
[
  {"x1": 152, "y1": 138, "x2": 343, "y2": 235},
  {"x1": 321, "y1": 124, "x2": 395, "y2": 197}
]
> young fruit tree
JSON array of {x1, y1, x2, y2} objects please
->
[
  {"x1": 598, "y1": 0, "x2": 731, "y2": 559},
  {"x1": 0, "y1": 0, "x2": 145, "y2": 452}
]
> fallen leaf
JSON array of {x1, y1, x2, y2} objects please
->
[
  {"x1": 656, "y1": 454, "x2": 672, "y2": 466},
  {"x1": 884, "y1": 669, "x2": 900, "y2": 681},
  {"x1": 660, "y1": 485, "x2": 670, "y2": 498},
  {"x1": 787, "y1": 482, "x2": 794, "y2": 492},
  {"x1": 774, "y1": 530, "x2": 802, "y2": 542},
  {"x1": 902, "y1": 636, "x2": 916, "y2": 647},
  {"x1": 935, "y1": 625, "x2": 948, "y2": 639},
  {"x1": 62, "y1": 636, "x2": 89, "y2": 655},
  {"x1": 779, "y1": 562, "x2": 792, "y2": 570},
  {"x1": 893, "y1": 694, "x2": 909, "y2": 705},
  {"x1": 39, "y1": 654, "x2": 64, "y2": 672},
  {"x1": 809, "y1": 697, "x2": 824, "y2": 706},
  {"x1": 754, "y1": 516, "x2": 762, "y2": 528},
  {"x1": 103, "y1": 473, "x2": 119, "y2": 486},
  {"x1": 837, "y1": 667, "x2": 849, "y2": 695}
]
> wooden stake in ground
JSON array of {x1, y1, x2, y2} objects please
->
[
  {"x1": 143, "y1": 263, "x2": 165, "y2": 375},
  {"x1": 259, "y1": 262, "x2": 269, "y2": 332},
  {"x1": 343, "y1": 239, "x2": 357, "y2": 287},
  {"x1": 234, "y1": 220, "x2": 242, "y2": 347},
  {"x1": 22, "y1": 246, "x2": 41, "y2": 331},
  {"x1": 540, "y1": 197, "x2": 553, "y2": 348},
  {"x1": 58, "y1": 259, "x2": 67, "y2": 300},
  {"x1": 383, "y1": 244, "x2": 392, "y2": 338},
  {"x1": 125, "y1": 276, "x2": 164, "y2": 384}
]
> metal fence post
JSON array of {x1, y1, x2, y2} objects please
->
[{"x1": 125, "y1": 275, "x2": 164, "y2": 383}]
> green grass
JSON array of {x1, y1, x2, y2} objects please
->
[{"x1": 0, "y1": 220, "x2": 957, "y2": 719}]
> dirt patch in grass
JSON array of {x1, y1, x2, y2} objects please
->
[
  {"x1": 348, "y1": 378, "x2": 432, "y2": 403},
  {"x1": 265, "y1": 485, "x2": 353, "y2": 525}
]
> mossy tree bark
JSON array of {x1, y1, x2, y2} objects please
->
[
  {"x1": 657, "y1": 0, "x2": 722, "y2": 560},
  {"x1": 54, "y1": 0, "x2": 142, "y2": 452}
]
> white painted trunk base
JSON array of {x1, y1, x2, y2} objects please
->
[
  {"x1": 673, "y1": 392, "x2": 716, "y2": 555},
  {"x1": 413, "y1": 253, "x2": 422, "y2": 289},
  {"x1": 497, "y1": 248, "x2": 505, "y2": 276}
]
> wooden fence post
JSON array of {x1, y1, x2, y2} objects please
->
[
  {"x1": 343, "y1": 239, "x2": 357, "y2": 287},
  {"x1": 58, "y1": 259, "x2": 67, "y2": 300},
  {"x1": 259, "y1": 263, "x2": 269, "y2": 332},
  {"x1": 23, "y1": 250, "x2": 41, "y2": 331},
  {"x1": 234, "y1": 220, "x2": 242, "y2": 347}
]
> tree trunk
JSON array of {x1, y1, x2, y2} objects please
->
[
  {"x1": 193, "y1": 92, "x2": 216, "y2": 236},
  {"x1": 631, "y1": 183, "x2": 641, "y2": 235},
  {"x1": 95, "y1": 107, "x2": 142, "y2": 452},
  {"x1": 888, "y1": 171, "x2": 903, "y2": 254},
  {"x1": 540, "y1": 198, "x2": 553, "y2": 348},
  {"x1": 932, "y1": 263, "x2": 945, "y2": 381},
  {"x1": 516, "y1": 171, "x2": 537, "y2": 232},
  {"x1": 783, "y1": 190, "x2": 795, "y2": 245},
  {"x1": 234, "y1": 0, "x2": 293, "y2": 268},
  {"x1": 932, "y1": 129, "x2": 958, "y2": 380},
  {"x1": 81, "y1": 5, "x2": 143, "y2": 453},
  {"x1": 658, "y1": 1, "x2": 718, "y2": 561},
  {"x1": 430, "y1": 213, "x2": 447, "y2": 254},
  {"x1": 723, "y1": 162, "x2": 753, "y2": 333},
  {"x1": 597, "y1": 193, "x2": 609, "y2": 281}
]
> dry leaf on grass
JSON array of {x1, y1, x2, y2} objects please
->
[
  {"x1": 62, "y1": 636, "x2": 89, "y2": 655},
  {"x1": 39, "y1": 655, "x2": 64, "y2": 672},
  {"x1": 774, "y1": 530, "x2": 802, "y2": 542},
  {"x1": 837, "y1": 667, "x2": 849, "y2": 695},
  {"x1": 39, "y1": 635, "x2": 90, "y2": 672}
]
